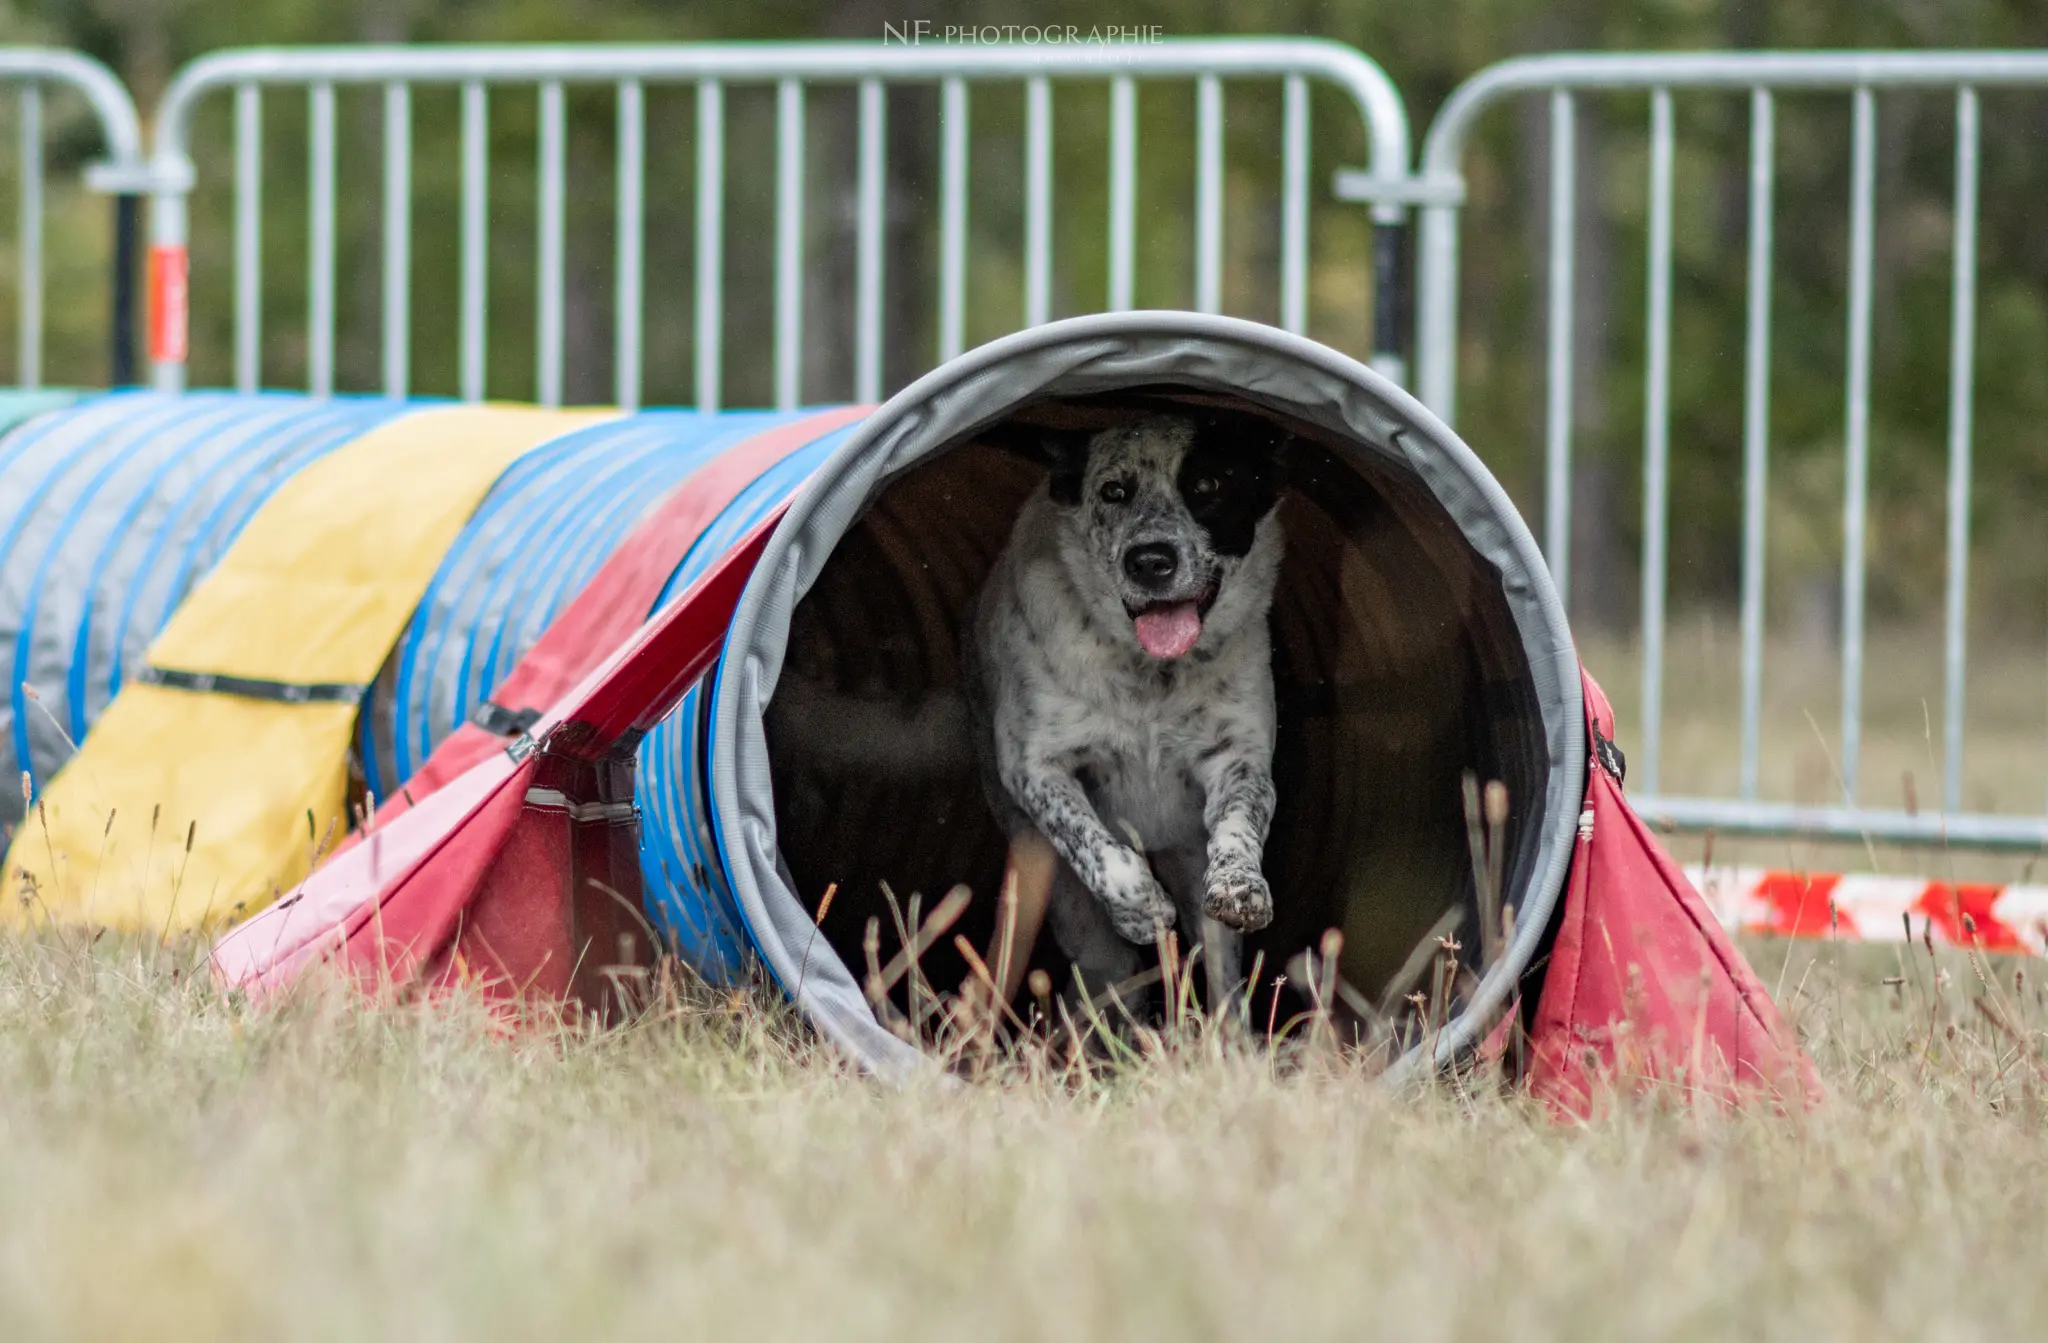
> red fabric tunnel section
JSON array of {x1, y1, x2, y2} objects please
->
[
  {"x1": 1521, "y1": 672, "x2": 1824, "y2": 1115},
  {"x1": 212, "y1": 512, "x2": 780, "y2": 1012}
]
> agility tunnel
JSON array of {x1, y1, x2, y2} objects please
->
[
  {"x1": 0, "y1": 392, "x2": 410, "y2": 828},
  {"x1": 2, "y1": 313, "x2": 1810, "y2": 1097}
]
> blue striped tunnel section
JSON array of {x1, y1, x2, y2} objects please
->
[
  {"x1": 0, "y1": 391, "x2": 879, "y2": 991},
  {"x1": 355, "y1": 408, "x2": 860, "y2": 976},
  {"x1": 0, "y1": 389, "x2": 860, "y2": 971},
  {"x1": 356, "y1": 409, "x2": 806, "y2": 799},
  {"x1": 637, "y1": 424, "x2": 858, "y2": 976},
  {"x1": 0, "y1": 392, "x2": 409, "y2": 827}
]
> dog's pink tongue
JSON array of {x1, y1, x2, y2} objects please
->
[{"x1": 1134, "y1": 601, "x2": 1203, "y2": 659}]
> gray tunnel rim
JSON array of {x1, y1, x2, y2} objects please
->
[{"x1": 708, "y1": 311, "x2": 1584, "y2": 1085}]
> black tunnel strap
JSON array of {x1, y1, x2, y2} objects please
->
[
  {"x1": 1591, "y1": 722, "x2": 1627, "y2": 786},
  {"x1": 137, "y1": 664, "x2": 366, "y2": 705},
  {"x1": 470, "y1": 700, "x2": 542, "y2": 737}
]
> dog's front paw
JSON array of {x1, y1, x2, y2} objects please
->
[
  {"x1": 1203, "y1": 858, "x2": 1273, "y2": 932},
  {"x1": 1097, "y1": 847, "x2": 1176, "y2": 944}
]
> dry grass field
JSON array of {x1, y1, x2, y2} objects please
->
[
  {"x1": 0, "y1": 924, "x2": 2043, "y2": 1343},
  {"x1": 1, "y1": 617, "x2": 2043, "y2": 1342}
]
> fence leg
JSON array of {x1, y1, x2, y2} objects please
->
[
  {"x1": 1371, "y1": 218, "x2": 1408, "y2": 387},
  {"x1": 110, "y1": 193, "x2": 138, "y2": 387}
]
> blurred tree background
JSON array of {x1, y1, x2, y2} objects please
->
[{"x1": 1, "y1": 0, "x2": 2046, "y2": 648}]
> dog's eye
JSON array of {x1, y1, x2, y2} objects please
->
[
  {"x1": 1098, "y1": 480, "x2": 1130, "y2": 505},
  {"x1": 1191, "y1": 475, "x2": 1220, "y2": 496}
]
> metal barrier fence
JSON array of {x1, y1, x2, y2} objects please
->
[
  {"x1": 10, "y1": 40, "x2": 2048, "y2": 853},
  {"x1": 1409, "y1": 51, "x2": 2048, "y2": 849},
  {"x1": 142, "y1": 41, "x2": 1414, "y2": 406},
  {"x1": 0, "y1": 50, "x2": 148, "y2": 387}
]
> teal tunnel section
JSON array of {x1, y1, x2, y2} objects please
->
[{"x1": 0, "y1": 392, "x2": 411, "y2": 830}]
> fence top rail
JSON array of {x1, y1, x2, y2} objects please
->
[
  {"x1": 152, "y1": 38, "x2": 1411, "y2": 182},
  {"x1": 0, "y1": 47, "x2": 145, "y2": 175},
  {"x1": 1421, "y1": 49, "x2": 2048, "y2": 173}
]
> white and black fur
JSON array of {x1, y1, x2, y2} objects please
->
[{"x1": 965, "y1": 408, "x2": 1288, "y2": 1006}]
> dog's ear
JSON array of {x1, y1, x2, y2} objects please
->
[
  {"x1": 977, "y1": 421, "x2": 1093, "y2": 505},
  {"x1": 1194, "y1": 408, "x2": 1296, "y2": 472}
]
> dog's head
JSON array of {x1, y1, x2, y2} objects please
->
[{"x1": 987, "y1": 408, "x2": 1290, "y2": 661}]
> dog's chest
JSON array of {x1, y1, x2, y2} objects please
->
[
  {"x1": 1031, "y1": 638, "x2": 1245, "y2": 850},
  {"x1": 1080, "y1": 744, "x2": 1204, "y2": 852}
]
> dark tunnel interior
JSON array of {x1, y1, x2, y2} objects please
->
[{"x1": 762, "y1": 387, "x2": 1550, "y2": 1048}]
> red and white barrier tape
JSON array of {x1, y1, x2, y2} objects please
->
[{"x1": 1684, "y1": 865, "x2": 2048, "y2": 956}]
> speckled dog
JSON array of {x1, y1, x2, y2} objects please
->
[{"x1": 966, "y1": 408, "x2": 1289, "y2": 1009}]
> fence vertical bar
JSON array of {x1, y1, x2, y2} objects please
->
[
  {"x1": 775, "y1": 78, "x2": 804, "y2": 412},
  {"x1": 1543, "y1": 90, "x2": 1577, "y2": 608},
  {"x1": 16, "y1": 84, "x2": 40, "y2": 390},
  {"x1": 1109, "y1": 75, "x2": 1136, "y2": 312},
  {"x1": 938, "y1": 77, "x2": 967, "y2": 362},
  {"x1": 1280, "y1": 74, "x2": 1309, "y2": 335},
  {"x1": 1945, "y1": 86, "x2": 1980, "y2": 815},
  {"x1": 1025, "y1": 76, "x2": 1052, "y2": 328},
  {"x1": 1415, "y1": 203, "x2": 1461, "y2": 423},
  {"x1": 234, "y1": 84, "x2": 262, "y2": 392},
  {"x1": 1738, "y1": 88, "x2": 1775, "y2": 801},
  {"x1": 307, "y1": 81, "x2": 336, "y2": 398},
  {"x1": 536, "y1": 79, "x2": 566, "y2": 408},
  {"x1": 382, "y1": 82, "x2": 411, "y2": 399},
  {"x1": 1840, "y1": 85, "x2": 1876, "y2": 805},
  {"x1": 1640, "y1": 88, "x2": 1675, "y2": 797},
  {"x1": 615, "y1": 79, "x2": 643, "y2": 411},
  {"x1": 460, "y1": 80, "x2": 488, "y2": 403},
  {"x1": 1195, "y1": 74, "x2": 1223, "y2": 314},
  {"x1": 695, "y1": 79, "x2": 724, "y2": 413},
  {"x1": 854, "y1": 79, "x2": 886, "y2": 403}
]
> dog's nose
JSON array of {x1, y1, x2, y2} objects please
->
[{"x1": 1122, "y1": 542, "x2": 1179, "y2": 588}]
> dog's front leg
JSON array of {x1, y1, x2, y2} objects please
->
[
  {"x1": 1004, "y1": 762, "x2": 1175, "y2": 944},
  {"x1": 1197, "y1": 751, "x2": 1277, "y2": 933}
]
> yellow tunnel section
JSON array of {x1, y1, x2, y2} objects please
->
[{"x1": 6, "y1": 404, "x2": 616, "y2": 931}]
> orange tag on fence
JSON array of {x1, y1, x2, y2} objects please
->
[{"x1": 149, "y1": 243, "x2": 189, "y2": 365}]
